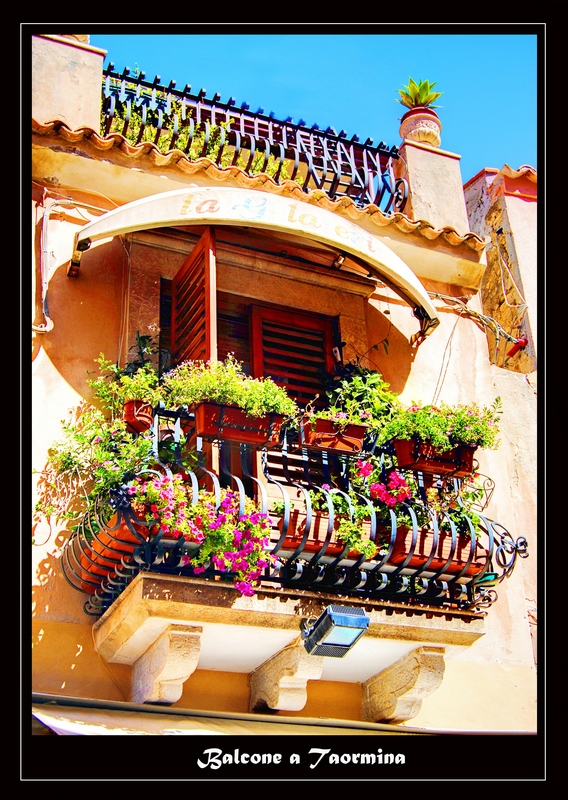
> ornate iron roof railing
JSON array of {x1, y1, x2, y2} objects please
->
[
  {"x1": 101, "y1": 65, "x2": 408, "y2": 214},
  {"x1": 61, "y1": 404, "x2": 528, "y2": 617}
]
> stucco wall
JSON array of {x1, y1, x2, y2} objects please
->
[
  {"x1": 32, "y1": 202, "x2": 537, "y2": 729},
  {"x1": 30, "y1": 32, "x2": 537, "y2": 730}
]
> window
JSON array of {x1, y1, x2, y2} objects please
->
[
  {"x1": 159, "y1": 227, "x2": 340, "y2": 495},
  {"x1": 160, "y1": 228, "x2": 337, "y2": 407}
]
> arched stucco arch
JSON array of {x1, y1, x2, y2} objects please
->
[{"x1": 71, "y1": 186, "x2": 439, "y2": 336}]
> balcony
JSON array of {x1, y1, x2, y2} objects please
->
[
  {"x1": 60, "y1": 402, "x2": 528, "y2": 620},
  {"x1": 101, "y1": 64, "x2": 408, "y2": 214}
]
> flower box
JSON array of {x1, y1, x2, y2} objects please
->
[
  {"x1": 385, "y1": 524, "x2": 489, "y2": 577},
  {"x1": 78, "y1": 513, "x2": 148, "y2": 592},
  {"x1": 392, "y1": 437, "x2": 477, "y2": 478},
  {"x1": 191, "y1": 401, "x2": 284, "y2": 448},
  {"x1": 299, "y1": 417, "x2": 368, "y2": 453},
  {"x1": 78, "y1": 510, "x2": 180, "y2": 592},
  {"x1": 122, "y1": 399, "x2": 154, "y2": 433},
  {"x1": 275, "y1": 510, "x2": 373, "y2": 560}
]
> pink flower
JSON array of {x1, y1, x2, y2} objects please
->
[{"x1": 234, "y1": 581, "x2": 255, "y2": 597}]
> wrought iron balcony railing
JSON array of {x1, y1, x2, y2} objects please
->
[
  {"x1": 101, "y1": 65, "x2": 408, "y2": 214},
  {"x1": 61, "y1": 405, "x2": 528, "y2": 617}
]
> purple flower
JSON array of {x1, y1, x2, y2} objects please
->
[{"x1": 234, "y1": 581, "x2": 254, "y2": 597}]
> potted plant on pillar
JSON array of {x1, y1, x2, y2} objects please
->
[{"x1": 397, "y1": 77, "x2": 443, "y2": 148}]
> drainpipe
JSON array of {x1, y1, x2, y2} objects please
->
[{"x1": 32, "y1": 198, "x2": 105, "y2": 333}]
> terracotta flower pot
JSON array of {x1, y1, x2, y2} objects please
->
[
  {"x1": 275, "y1": 510, "x2": 373, "y2": 560},
  {"x1": 299, "y1": 417, "x2": 368, "y2": 453},
  {"x1": 392, "y1": 438, "x2": 477, "y2": 478},
  {"x1": 399, "y1": 107, "x2": 442, "y2": 148},
  {"x1": 78, "y1": 513, "x2": 148, "y2": 592},
  {"x1": 385, "y1": 524, "x2": 489, "y2": 577},
  {"x1": 122, "y1": 399, "x2": 154, "y2": 433},
  {"x1": 190, "y1": 401, "x2": 284, "y2": 447},
  {"x1": 78, "y1": 508, "x2": 178, "y2": 592}
]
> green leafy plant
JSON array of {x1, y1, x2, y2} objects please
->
[
  {"x1": 305, "y1": 477, "x2": 387, "y2": 560},
  {"x1": 89, "y1": 356, "x2": 161, "y2": 418},
  {"x1": 397, "y1": 78, "x2": 443, "y2": 110},
  {"x1": 377, "y1": 399, "x2": 502, "y2": 452},
  {"x1": 161, "y1": 354, "x2": 299, "y2": 419},
  {"x1": 102, "y1": 78, "x2": 304, "y2": 185},
  {"x1": 35, "y1": 335, "x2": 164, "y2": 529},
  {"x1": 303, "y1": 361, "x2": 400, "y2": 432},
  {"x1": 33, "y1": 402, "x2": 155, "y2": 526},
  {"x1": 88, "y1": 330, "x2": 161, "y2": 419},
  {"x1": 334, "y1": 519, "x2": 378, "y2": 560},
  {"x1": 422, "y1": 476, "x2": 485, "y2": 538}
]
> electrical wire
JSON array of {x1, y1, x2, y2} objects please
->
[
  {"x1": 428, "y1": 292, "x2": 519, "y2": 363},
  {"x1": 431, "y1": 310, "x2": 463, "y2": 407},
  {"x1": 492, "y1": 229, "x2": 528, "y2": 307}
]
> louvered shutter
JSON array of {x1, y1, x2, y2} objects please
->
[
  {"x1": 171, "y1": 227, "x2": 217, "y2": 365},
  {"x1": 251, "y1": 306, "x2": 335, "y2": 407},
  {"x1": 250, "y1": 305, "x2": 335, "y2": 494}
]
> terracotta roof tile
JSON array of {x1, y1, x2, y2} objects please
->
[
  {"x1": 32, "y1": 119, "x2": 487, "y2": 254},
  {"x1": 498, "y1": 164, "x2": 537, "y2": 182}
]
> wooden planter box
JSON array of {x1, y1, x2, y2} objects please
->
[
  {"x1": 299, "y1": 417, "x2": 368, "y2": 453},
  {"x1": 386, "y1": 525, "x2": 489, "y2": 577},
  {"x1": 275, "y1": 510, "x2": 372, "y2": 560},
  {"x1": 191, "y1": 402, "x2": 284, "y2": 448},
  {"x1": 122, "y1": 400, "x2": 154, "y2": 434},
  {"x1": 392, "y1": 437, "x2": 477, "y2": 478}
]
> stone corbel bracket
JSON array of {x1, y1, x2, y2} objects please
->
[
  {"x1": 249, "y1": 642, "x2": 324, "y2": 712},
  {"x1": 362, "y1": 645, "x2": 446, "y2": 723},
  {"x1": 131, "y1": 624, "x2": 202, "y2": 705}
]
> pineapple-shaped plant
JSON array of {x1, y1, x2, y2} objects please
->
[
  {"x1": 397, "y1": 77, "x2": 443, "y2": 110},
  {"x1": 397, "y1": 78, "x2": 443, "y2": 147}
]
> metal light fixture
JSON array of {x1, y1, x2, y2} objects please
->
[{"x1": 300, "y1": 605, "x2": 370, "y2": 658}]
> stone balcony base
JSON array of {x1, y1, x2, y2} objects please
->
[{"x1": 92, "y1": 573, "x2": 485, "y2": 712}]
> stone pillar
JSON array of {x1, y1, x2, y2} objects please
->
[
  {"x1": 394, "y1": 140, "x2": 471, "y2": 234},
  {"x1": 464, "y1": 165, "x2": 537, "y2": 373},
  {"x1": 31, "y1": 33, "x2": 106, "y2": 131}
]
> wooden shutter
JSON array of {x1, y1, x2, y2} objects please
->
[
  {"x1": 171, "y1": 227, "x2": 217, "y2": 365},
  {"x1": 251, "y1": 306, "x2": 335, "y2": 407},
  {"x1": 251, "y1": 305, "x2": 335, "y2": 497}
]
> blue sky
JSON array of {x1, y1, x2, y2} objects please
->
[{"x1": 89, "y1": 27, "x2": 540, "y2": 186}]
